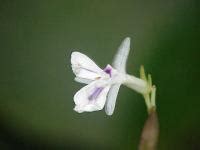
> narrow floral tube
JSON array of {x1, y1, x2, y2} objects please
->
[{"x1": 124, "y1": 74, "x2": 148, "y2": 94}]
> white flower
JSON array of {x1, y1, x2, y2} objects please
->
[{"x1": 71, "y1": 37, "x2": 148, "y2": 115}]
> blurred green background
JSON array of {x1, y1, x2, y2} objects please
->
[{"x1": 0, "y1": 0, "x2": 199, "y2": 149}]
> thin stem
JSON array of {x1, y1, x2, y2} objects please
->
[{"x1": 144, "y1": 94, "x2": 151, "y2": 113}]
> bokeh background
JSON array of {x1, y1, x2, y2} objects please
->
[{"x1": 0, "y1": 0, "x2": 199, "y2": 149}]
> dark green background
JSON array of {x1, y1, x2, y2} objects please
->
[{"x1": 0, "y1": 0, "x2": 199, "y2": 149}]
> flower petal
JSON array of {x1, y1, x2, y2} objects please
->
[
  {"x1": 74, "y1": 80, "x2": 110, "y2": 113},
  {"x1": 71, "y1": 52, "x2": 103, "y2": 81},
  {"x1": 74, "y1": 77, "x2": 93, "y2": 84},
  {"x1": 105, "y1": 83, "x2": 121, "y2": 115},
  {"x1": 112, "y1": 37, "x2": 130, "y2": 73}
]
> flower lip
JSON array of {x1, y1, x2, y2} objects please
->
[{"x1": 73, "y1": 80, "x2": 111, "y2": 113}]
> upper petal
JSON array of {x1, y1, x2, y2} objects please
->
[
  {"x1": 74, "y1": 80, "x2": 110, "y2": 113},
  {"x1": 112, "y1": 37, "x2": 130, "y2": 73},
  {"x1": 71, "y1": 52, "x2": 104, "y2": 81},
  {"x1": 74, "y1": 77, "x2": 93, "y2": 84}
]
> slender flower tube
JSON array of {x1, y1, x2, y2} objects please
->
[{"x1": 71, "y1": 37, "x2": 149, "y2": 115}]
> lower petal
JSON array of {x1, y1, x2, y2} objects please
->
[
  {"x1": 105, "y1": 83, "x2": 121, "y2": 115},
  {"x1": 73, "y1": 81, "x2": 110, "y2": 113}
]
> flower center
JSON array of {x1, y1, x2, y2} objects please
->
[{"x1": 103, "y1": 65, "x2": 112, "y2": 77}]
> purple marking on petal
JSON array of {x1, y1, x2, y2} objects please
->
[
  {"x1": 104, "y1": 66, "x2": 112, "y2": 77},
  {"x1": 88, "y1": 87, "x2": 104, "y2": 101}
]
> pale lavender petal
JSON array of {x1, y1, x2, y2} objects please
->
[
  {"x1": 74, "y1": 77, "x2": 93, "y2": 84},
  {"x1": 105, "y1": 83, "x2": 121, "y2": 115},
  {"x1": 112, "y1": 37, "x2": 130, "y2": 73},
  {"x1": 71, "y1": 52, "x2": 103, "y2": 81},
  {"x1": 74, "y1": 80, "x2": 110, "y2": 113}
]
